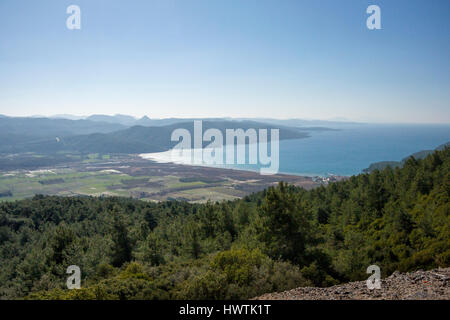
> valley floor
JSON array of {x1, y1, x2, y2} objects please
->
[{"x1": 0, "y1": 153, "x2": 330, "y2": 202}]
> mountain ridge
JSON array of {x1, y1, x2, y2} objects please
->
[{"x1": 0, "y1": 119, "x2": 309, "y2": 154}]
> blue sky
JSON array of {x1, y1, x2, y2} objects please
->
[{"x1": 0, "y1": 0, "x2": 449, "y2": 123}]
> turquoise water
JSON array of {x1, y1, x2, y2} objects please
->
[{"x1": 221, "y1": 124, "x2": 450, "y2": 176}]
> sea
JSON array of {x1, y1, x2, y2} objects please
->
[{"x1": 140, "y1": 124, "x2": 450, "y2": 177}]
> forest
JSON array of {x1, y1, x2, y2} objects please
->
[{"x1": 0, "y1": 148, "x2": 448, "y2": 300}]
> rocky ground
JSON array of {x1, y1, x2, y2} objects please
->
[{"x1": 255, "y1": 268, "x2": 450, "y2": 300}]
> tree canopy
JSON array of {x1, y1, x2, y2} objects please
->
[{"x1": 0, "y1": 148, "x2": 448, "y2": 299}]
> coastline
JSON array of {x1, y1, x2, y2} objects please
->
[{"x1": 138, "y1": 150, "x2": 348, "y2": 179}]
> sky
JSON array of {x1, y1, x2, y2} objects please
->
[{"x1": 0, "y1": 0, "x2": 449, "y2": 123}]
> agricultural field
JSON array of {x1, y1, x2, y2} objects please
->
[{"x1": 0, "y1": 153, "x2": 321, "y2": 203}]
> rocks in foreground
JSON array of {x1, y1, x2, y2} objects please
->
[{"x1": 255, "y1": 268, "x2": 450, "y2": 300}]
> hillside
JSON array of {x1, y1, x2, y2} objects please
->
[
  {"x1": 86, "y1": 114, "x2": 139, "y2": 126},
  {"x1": 7, "y1": 120, "x2": 309, "y2": 154},
  {"x1": 0, "y1": 116, "x2": 126, "y2": 138},
  {"x1": 50, "y1": 114, "x2": 358, "y2": 128},
  {"x1": 0, "y1": 117, "x2": 126, "y2": 153},
  {"x1": 0, "y1": 147, "x2": 448, "y2": 300},
  {"x1": 256, "y1": 268, "x2": 450, "y2": 300},
  {"x1": 363, "y1": 141, "x2": 450, "y2": 173}
]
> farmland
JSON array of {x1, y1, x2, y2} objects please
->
[{"x1": 0, "y1": 153, "x2": 321, "y2": 203}]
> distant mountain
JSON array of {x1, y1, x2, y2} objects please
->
[
  {"x1": 363, "y1": 142, "x2": 450, "y2": 173},
  {"x1": 76, "y1": 114, "x2": 205, "y2": 127},
  {"x1": 50, "y1": 114, "x2": 86, "y2": 120},
  {"x1": 52, "y1": 114, "x2": 151, "y2": 126},
  {"x1": 237, "y1": 118, "x2": 362, "y2": 128},
  {"x1": 134, "y1": 117, "x2": 354, "y2": 128},
  {"x1": 135, "y1": 116, "x2": 152, "y2": 126},
  {"x1": 126, "y1": 117, "x2": 232, "y2": 127},
  {"x1": 0, "y1": 117, "x2": 126, "y2": 153},
  {"x1": 0, "y1": 117, "x2": 126, "y2": 136},
  {"x1": 47, "y1": 114, "x2": 352, "y2": 129},
  {"x1": 327, "y1": 117, "x2": 352, "y2": 122},
  {"x1": 86, "y1": 114, "x2": 139, "y2": 126},
  {"x1": 0, "y1": 115, "x2": 338, "y2": 155},
  {"x1": 8, "y1": 120, "x2": 309, "y2": 154}
]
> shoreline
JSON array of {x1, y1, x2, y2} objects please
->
[{"x1": 138, "y1": 151, "x2": 349, "y2": 179}]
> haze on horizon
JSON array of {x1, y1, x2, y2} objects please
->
[{"x1": 1, "y1": 0, "x2": 449, "y2": 124}]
